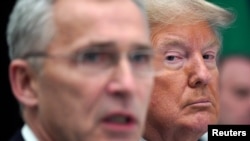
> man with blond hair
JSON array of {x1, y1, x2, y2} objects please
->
[{"x1": 141, "y1": 0, "x2": 234, "y2": 141}]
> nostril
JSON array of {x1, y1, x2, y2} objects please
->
[
  {"x1": 189, "y1": 77, "x2": 207, "y2": 88},
  {"x1": 195, "y1": 81, "x2": 202, "y2": 87},
  {"x1": 188, "y1": 68, "x2": 211, "y2": 88}
]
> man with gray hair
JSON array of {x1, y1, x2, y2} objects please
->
[{"x1": 7, "y1": 0, "x2": 154, "y2": 141}]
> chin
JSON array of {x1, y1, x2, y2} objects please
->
[
  {"x1": 106, "y1": 137, "x2": 140, "y2": 141},
  {"x1": 183, "y1": 112, "x2": 218, "y2": 133}
]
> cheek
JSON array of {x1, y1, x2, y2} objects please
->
[
  {"x1": 38, "y1": 72, "x2": 109, "y2": 133},
  {"x1": 36, "y1": 76, "x2": 85, "y2": 132},
  {"x1": 154, "y1": 70, "x2": 187, "y2": 98},
  {"x1": 38, "y1": 72, "x2": 85, "y2": 113},
  {"x1": 147, "y1": 74, "x2": 185, "y2": 127},
  {"x1": 211, "y1": 74, "x2": 220, "y2": 117},
  {"x1": 150, "y1": 72, "x2": 186, "y2": 115},
  {"x1": 220, "y1": 97, "x2": 242, "y2": 118},
  {"x1": 219, "y1": 91, "x2": 233, "y2": 112},
  {"x1": 210, "y1": 85, "x2": 219, "y2": 106},
  {"x1": 39, "y1": 64, "x2": 105, "y2": 116},
  {"x1": 226, "y1": 97, "x2": 242, "y2": 110}
]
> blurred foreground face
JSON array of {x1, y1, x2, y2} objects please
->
[
  {"x1": 33, "y1": 0, "x2": 153, "y2": 140},
  {"x1": 147, "y1": 21, "x2": 220, "y2": 136},
  {"x1": 219, "y1": 57, "x2": 250, "y2": 124}
]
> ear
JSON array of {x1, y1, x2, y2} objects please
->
[{"x1": 9, "y1": 60, "x2": 39, "y2": 107}]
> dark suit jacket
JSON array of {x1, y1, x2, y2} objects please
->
[{"x1": 9, "y1": 130, "x2": 24, "y2": 141}]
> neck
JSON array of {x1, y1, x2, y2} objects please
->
[{"x1": 23, "y1": 108, "x2": 54, "y2": 141}]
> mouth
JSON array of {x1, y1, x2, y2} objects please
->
[
  {"x1": 187, "y1": 99, "x2": 212, "y2": 107},
  {"x1": 101, "y1": 112, "x2": 138, "y2": 133}
]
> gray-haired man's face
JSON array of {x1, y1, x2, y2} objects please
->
[{"x1": 10, "y1": 0, "x2": 153, "y2": 141}]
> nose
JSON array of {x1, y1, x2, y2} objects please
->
[
  {"x1": 188, "y1": 55, "x2": 212, "y2": 88},
  {"x1": 106, "y1": 57, "x2": 136, "y2": 97}
]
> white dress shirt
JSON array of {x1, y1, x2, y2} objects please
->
[
  {"x1": 21, "y1": 124, "x2": 38, "y2": 141},
  {"x1": 199, "y1": 132, "x2": 208, "y2": 141}
]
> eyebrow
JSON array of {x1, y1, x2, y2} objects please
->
[
  {"x1": 202, "y1": 40, "x2": 220, "y2": 52},
  {"x1": 158, "y1": 37, "x2": 220, "y2": 51},
  {"x1": 164, "y1": 40, "x2": 187, "y2": 48},
  {"x1": 88, "y1": 41, "x2": 116, "y2": 50},
  {"x1": 77, "y1": 41, "x2": 152, "y2": 52},
  {"x1": 157, "y1": 39, "x2": 188, "y2": 53},
  {"x1": 132, "y1": 43, "x2": 153, "y2": 51}
]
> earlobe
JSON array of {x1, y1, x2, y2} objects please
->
[{"x1": 9, "y1": 60, "x2": 38, "y2": 107}]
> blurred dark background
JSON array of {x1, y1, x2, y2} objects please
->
[
  {"x1": 1, "y1": 0, "x2": 23, "y2": 141},
  {"x1": 0, "y1": 0, "x2": 249, "y2": 140}
]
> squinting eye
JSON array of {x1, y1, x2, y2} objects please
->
[
  {"x1": 165, "y1": 55, "x2": 183, "y2": 63},
  {"x1": 163, "y1": 50, "x2": 185, "y2": 68},
  {"x1": 166, "y1": 56, "x2": 176, "y2": 61},
  {"x1": 163, "y1": 52, "x2": 184, "y2": 70},
  {"x1": 202, "y1": 52, "x2": 217, "y2": 69},
  {"x1": 203, "y1": 54, "x2": 215, "y2": 60}
]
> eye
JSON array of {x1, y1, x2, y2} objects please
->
[
  {"x1": 161, "y1": 51, "x2": 185, "y2": 70},
  {"x1": 76, "y1": 51, "x2": 113, "y2": 65},
  {"x1": 130, "y1": 51, "x2": 153, "y2": 65},
  {"x1": 203, "y1": 54, "x2": 215, "y2": 60},
  {"x1": 82, "y1": 52, "x2": 102, "y2": 62},
  {"x1": 203, "y1": 52, "x2": 217, "y2": 69},
  {"x1": 234, "y1": 88, "x2": 249, "y2": 99},
  {"x1": 84, "y1": 52, "x2": 100, "y2": 62},
  {"x1": 164, "y1": 53, "x2": 184, "y2": 64},
  {"x1": 166, "y1": 56, "x2": 177, "y2": 61}
]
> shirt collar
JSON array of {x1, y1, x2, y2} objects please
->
[{"x1": 21, "y1": 124, "x2": 38, "y2": 141}]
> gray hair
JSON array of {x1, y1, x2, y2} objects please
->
[
  {"x1": 143, "y1": 0, "x2": 234, "y2": 44},
  {"x1": 7, "y1": 0, "x2": 147, "y2": 61},
  {"x1": 7, "y1": 0, "x2": 55, "y2": 60}
]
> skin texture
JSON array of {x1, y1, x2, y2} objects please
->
[
  {"x1": 219, "y1": 56, "x2": 250, "y2": 125},
  {"x1": 9, "y1": 0, "x2": 153, "y2": 141},
  {"x1": 144, "y1": 21, "x2": 220, "y2": 141}
]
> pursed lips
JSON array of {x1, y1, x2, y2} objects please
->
[{"x1": 185, "y1": 98, "x2": 213, "y2": 107}]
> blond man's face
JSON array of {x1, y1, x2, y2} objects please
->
[{"x1": 147, "y1": 21, "x2": 220, "y2": 135}]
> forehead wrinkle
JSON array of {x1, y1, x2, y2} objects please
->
[
  {"x1": 161, "y1": 32, "x2": 219, "y2": 50},
  {"x1": 156, "y1": 35, "x2": 189, "y2": 53}
]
